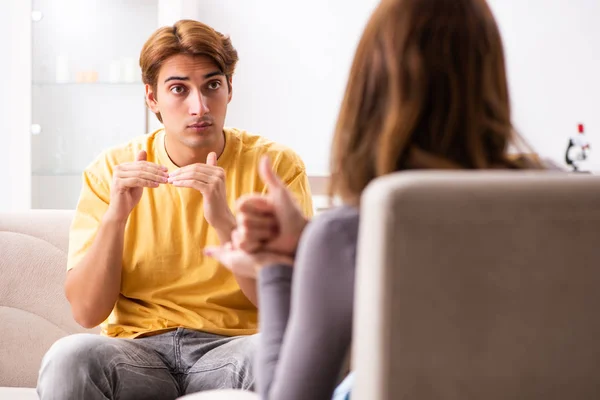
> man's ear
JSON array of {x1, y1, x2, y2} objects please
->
[
  {"x1": 145, "y1": 84, "x2": 159, "y2": 113},
  {"x1": 227, "y1": 76, "x2": 233, "y2": 103}
]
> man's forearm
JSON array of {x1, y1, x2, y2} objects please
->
[
  {"x1": 215, "y1": 218, "x2": 259, "y2": 306},
  {"x1": 235, "y1": 274, "x2": 259, "y2": 307},
  {"x1": 213, "y1": 213, "x2": 236, "y2": 245},
  {"x1": 65, "y1": 214, "x2": 126, "y2": 328}
]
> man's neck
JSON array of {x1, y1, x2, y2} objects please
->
[{"x1": 164, "y1": 130, "x2": 225, "y2": 167}]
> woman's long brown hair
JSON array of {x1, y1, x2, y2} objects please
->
[{"x1": 330, "y1": 0, "x2": 538, "y2": 205}]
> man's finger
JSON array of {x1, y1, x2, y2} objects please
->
[
  {"x1": 171, "y1": 180, "x2": 216, "y2": 196},
  {"x1": 204, "y1": 245, "x2": 224, "y2": 258},
  {"x1": 120, "y1": 177, "x2": 160, "y2": 188},
  {"x1": 204, "y1": 246, "x2": 231, "y2": 266},
  {"x1": 171, "y1": 179, "x2": 208, "y2": 191},
  {"x1": 207, "y1": 152, "x2": 218, "y2": 166},
  {"x1": 116, "y1": 170, "x2": 168, "y2": 184},
  {"x1": 168, "y1": 164, "x2": 222, "y2": 179},
  {"x1": 120, "y1": 161, "x2": 168, "y2": 174},
  {"x1": 168, "y1": 171, "x2": 215, "y2": 184}
]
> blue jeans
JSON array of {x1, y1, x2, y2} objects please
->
[
  {"x1": 332, "y1": 372, "x2": 354, "y2": 400},
  {"x1": 37, "y1": 328, "x2": 257, "y2": 400}
]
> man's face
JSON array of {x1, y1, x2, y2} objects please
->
[{"x1": 146, "y1": 54, "x2": 232, "y2": 149}]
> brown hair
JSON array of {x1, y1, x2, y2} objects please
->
[
  {"x1": 330, "y1": 0, "x2": 539, "y2": 205},
  {"x1": 139, "y1": 19, "x2": 239, "y2": 122}
]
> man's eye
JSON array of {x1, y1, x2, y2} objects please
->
[
  {"x1": 170, "y1": 86, "x2": 186, "y2": 94},
  {"x1": 208, "y1": 81, "x2": 221, "y2": 90}
]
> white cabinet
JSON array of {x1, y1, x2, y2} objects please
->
[
  {"x1": 29, "y1": 0, "x2": 160, "y2": 209},
  {"x1": 0, "y1": 0, "x2": 213, "y2": 211}
]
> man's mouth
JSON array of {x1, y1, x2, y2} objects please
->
[{"x1": 188, "y1": 122, "x2": 212, "y2": 129}]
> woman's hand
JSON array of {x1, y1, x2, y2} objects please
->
[
  {"x1": 205, "y1": 242, "x2": 294, "y2": 279},
  {"x1": 205, "y1": 156, "x2": 308, "y2": 278},
  {"x1": 233, "y1": 156, "x2": 309, "y2": 256}
]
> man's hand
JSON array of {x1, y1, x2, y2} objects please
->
[
  {"x1": 168, "y1": 152, "x2": 235, "y2": 242},
  {"x1": 106, "y1": 150, "x2": 168, "y2": 222}
]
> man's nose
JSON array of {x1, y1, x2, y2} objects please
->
[{"x1": 189, "y1": 92, "x2": 209, "y2": 116}]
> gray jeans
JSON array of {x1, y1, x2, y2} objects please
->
[{"x1": 37, "y1": 328, "x2": 257, "y2": 400}]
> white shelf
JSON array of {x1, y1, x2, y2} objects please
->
[
  {"x1": 33, "y1": 82, "x2": 143, "y2": 86},
  {"x1": 31, "y1": 175, "x2": 82, "y2": 209},
  {"x1": 32, "y1": 173, "x2": 81, "y2": 177}
]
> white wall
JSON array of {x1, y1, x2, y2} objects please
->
[
  {"x1": 176, "y1": 0, "x2": 380, "y2": 175},
  {"x1": 3, "y1": 1, "x2": 600, "y2": 210},
  {"x1": 489, "y1": 0, "x2": 600, "y2": 169},
  {"x1": 158, "y1": 0, "x2": 200, "y2": 26},
  {"x1": 0, "y1": 2, "x2": 31, "y2": 211},
  {"x1": 175, "y1": 0, "x2": 599, "y2": 174}
]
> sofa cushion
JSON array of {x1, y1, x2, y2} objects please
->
[
  {"x1": 0, "y1": 387, "x2": 39, "y2": 400},
  {"x1": 177, "y1": 389, "x2": 259, "y2": 399},
  {"x1": 0, "y1": 210, "x2": 98, "y2": 388}
]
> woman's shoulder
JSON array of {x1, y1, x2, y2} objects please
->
[
  {"x1": 305, "y1": 205, "x2": 360, "y2": 242},
  {"x1": 296, "y1": 205, "x2": 360, "y2": 276}
]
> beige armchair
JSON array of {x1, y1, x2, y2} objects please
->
[{"x1": 353, "y1": 171, "x2": 600, "y2": 399}]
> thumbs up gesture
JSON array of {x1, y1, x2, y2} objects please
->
[
  {"x1": 231, "y1": 156, "x2": 308, "y2": 255},
  {"x1": 204, "y1": 156, "x2": 307, "y2": 277},
  {"x1": 168, "y1": 152, "x2": 235, "y2": 241},
  {"x1": 204, "y1": 155, "x2": 307, "y2": 277}
]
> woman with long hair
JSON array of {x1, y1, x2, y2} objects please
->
[{"x1": 206, "y1": 0, "x2": 541, "y2": 399}]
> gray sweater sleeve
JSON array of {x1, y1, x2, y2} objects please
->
[{"x1": 257, "y1": 207, "x2": 359, "y2": 400}]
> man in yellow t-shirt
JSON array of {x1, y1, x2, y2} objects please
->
[{"x1": 37, "y1": 20, "x2": 312, "y2": 400}]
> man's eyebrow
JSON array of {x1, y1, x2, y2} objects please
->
[
  {"x1": 164, "y1": 76, "x2": 189, "y2": 83},
  {"x1": 163, "y1": 71, "x2": 224, "y2": 84},
  {"x1": 204, "y1": 71, "x2": 225, "y2": 79}
]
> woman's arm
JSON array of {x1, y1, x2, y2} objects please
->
[{"x1": 258, "y1": 208, "x2": 359, "y2": 400}]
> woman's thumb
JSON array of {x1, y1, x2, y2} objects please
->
[
  {"x1": 259, "y1": 156, "x2": 284, "y2": 192},
  {"x1": 136, "y1": 150, "x2": 147, "y2": 161}
]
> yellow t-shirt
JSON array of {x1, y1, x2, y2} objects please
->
[{"x1": 68, "y1": 128, "x2": 313, "y2": 338}]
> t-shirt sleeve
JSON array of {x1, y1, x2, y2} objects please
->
[{"x1": 67, "y1": 168, "x2": 111, "y2": 271}]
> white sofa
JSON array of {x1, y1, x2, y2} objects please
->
[
  {"x1": 0, "y1": 211, "x2": 256, "y2": 400},
  {"x1": 0, "y1": 210, "x2": 97, "y2": 399}
]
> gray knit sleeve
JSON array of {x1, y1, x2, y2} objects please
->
[{"x1": 257, "y1": 206, "x2": 359, "y2": 400}]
